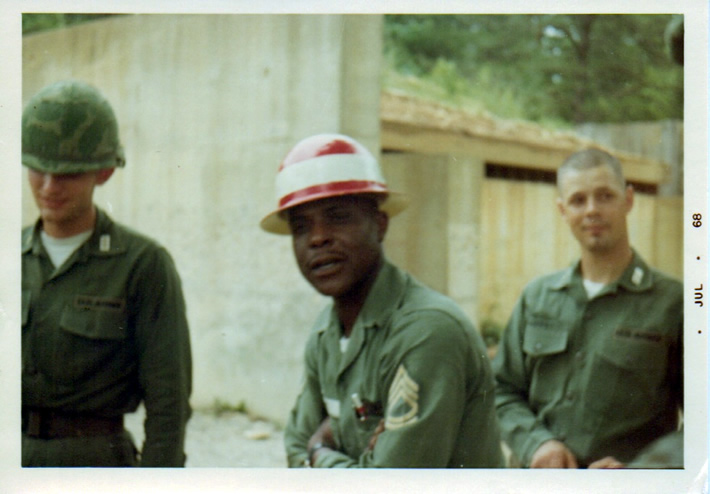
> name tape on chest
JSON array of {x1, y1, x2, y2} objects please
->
[
  {"x1": 74, "y1": 295, "x2": 126, "y2": 312},
  {"x1": 614, "y1": 328, "x2": 664, "y2": 344}
]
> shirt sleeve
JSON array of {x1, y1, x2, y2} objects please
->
[
  {"x1": 132, "y1": 246, "x2": 192, "y2": 467},
  {"x1": 315, "y1": 310, "x2": 495, "y2": 468},
  {"x1": 492, "y1": 293, "x2": 556, "y2": 466},
  {"x1": 284, "y1": 333, "x2": 327, "y2": 467}
]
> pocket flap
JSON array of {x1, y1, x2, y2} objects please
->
[
  {"x1": 523, "y1": 320, "x2": 568, "y2": 357},
  {"x1": 60, "y1": 305, "x2": 128, "y2": 340},
  {"x1": 599, "y1": 332, "x2": 667, "y2": 370}
]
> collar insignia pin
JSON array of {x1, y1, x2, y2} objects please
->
[{"x1": 100, "y1": 234, "x2": 111, "y2": 252}]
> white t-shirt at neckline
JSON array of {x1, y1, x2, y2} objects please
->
[{"x1": 40, "y1": 229, "x2": 93, "y2": 268}]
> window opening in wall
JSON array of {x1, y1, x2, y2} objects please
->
[{"x1": 485, "y1": 162, "x2": 658, "y2": 195}]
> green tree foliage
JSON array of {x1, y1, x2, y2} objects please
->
[
  {"x1": 23, "y1": 14, "x2": 682, "y2": 125},
  {"x1": 384, "y1": 14, "x2": 683, "y2": 125}
]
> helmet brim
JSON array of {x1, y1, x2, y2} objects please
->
[
  {"x1": 22, "y1": 150, "x2": 126, "y2": 174},
  {"x1": 260, "y1": 190, "x2": 409, "y2": 235}
]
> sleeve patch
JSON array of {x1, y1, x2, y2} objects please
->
[{"x1": 385, "y1": 364, "x2": 420, "y2": 430}]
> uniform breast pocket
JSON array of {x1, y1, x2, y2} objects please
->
[
  {"x1": 351, "y1": 407, "x2": 384, "y2": 455},
  {"x1": 336, "y1": 393, "x2": 384, "y2": 455},
  {"x1": 584, "y1": 334, "x2": 668, "y2": 417},
  {"x1": 53, "y1": 305, "x2": 129, "y2": 384},
  {"x1": 60, "y1": 305, "x2": 128, "y2": 340},
  {"x1": 523, "y1": 319, "x2": 569, "y2": 408}
]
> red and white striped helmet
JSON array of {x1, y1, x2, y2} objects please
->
[{"x1": 260, "y1": 133, "x2": 408, "y2": 234}]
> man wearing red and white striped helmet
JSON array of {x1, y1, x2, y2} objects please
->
[{"x1": 263, "y1": 133, "x2": 504, "y2": 468}]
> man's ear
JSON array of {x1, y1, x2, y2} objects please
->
[
  {"x1": 376, "y1": 210, "x2": 389, "y2": 243},
  {"x1": 624, "y1": 184, "x2": 634, "y2": 213},
  {"x1": 556, "y1": 197, "x2": 566, "y2": 218},
  {"x1": 96, "y1": 168, "x2": 115, "y2": 185}
]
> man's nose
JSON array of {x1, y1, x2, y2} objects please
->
[
  {"x1": 585, "y1": 197, "x2": 600, "y2": 214},
  {"x1": 308, "y1": 219, "x2": 332, "y2": 247},
  {"x1": 39, "y1": 173, "x2": 60, "y2": 191},
  {"x1": 39, "y1": 173, "x2": 57, "y2": 192}
]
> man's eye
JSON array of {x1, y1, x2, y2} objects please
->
[
  {"x1": 289, "y1": 221, "x2": 307, "y2": 234},
  {"x1": 57, "y1": 173, "x2": 83, "y2": 181},
  {"x1": 328, "y1": 210, "x2": 351, "y2": 222}
]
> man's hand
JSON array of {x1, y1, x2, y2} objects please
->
[
  {"x1": 307, "y1": 417, "x2": 335, "y2": 466},
  {"x1": 588, "y1": 456, "x2": 625, "y2": 469},
  {"x1": 307, "y1": 417, "x2": 335, "y2": 450},
  {"x1": 367, "y1": 419, "x2": 386, "y2": 451},
  {"x1": 530, "y1": 439, "x2": 579, "y2": 468}
]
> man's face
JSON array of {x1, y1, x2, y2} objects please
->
[
  {"x1": 287, "y1": 195, "x2": 388, "y2": 300},
  {"x1": 557, "y1": 165, "x2": 633, "y2": 254},
  {"x1": 28, "y1": 168, "x2": 112, "y2": 236}
]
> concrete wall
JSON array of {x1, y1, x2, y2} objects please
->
[{"x1": 22, "y1": 14, "x2": 384, "y2": 424}]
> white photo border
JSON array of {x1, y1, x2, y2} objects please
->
[{"x1": 1, "y1": 1, "x2": 706, "y2": 493}]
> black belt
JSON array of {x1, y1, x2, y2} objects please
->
[{"x1": 23, "y1": 409, "x2": 124, "y2": 439}]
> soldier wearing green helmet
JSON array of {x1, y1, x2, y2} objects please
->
[
  {"x1": 21, "y1": 80, "x2": 192, "y2": 467},
  {"x1": 22, "y1": 79, "x2": 126, "y2": 174}
]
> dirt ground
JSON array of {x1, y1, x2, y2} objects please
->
[{"x1": 124, "y1": 407, "x2": 287, "y2": 467}]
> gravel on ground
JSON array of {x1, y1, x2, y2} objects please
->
[{"x1": 124, "y1": 407, "x2": 287, "y2": 467}]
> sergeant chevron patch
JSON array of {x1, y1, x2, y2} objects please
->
[{"x1": 385, "y1": 364, "x2": 420, "y2": 430}]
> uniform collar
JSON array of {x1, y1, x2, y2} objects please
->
[
  {"x1": 81, "y1": 207, "x2": 128, "y2": 258},
  {"x1": 550, "y1": 264, "x2": 577, "y2": 291},
  {"x1": 22, "y1": 221, "x2": 43, "y2": 256},
  {"x1": 550, "y1": 249, "x2": 653, "y2": 293},
  {"x1": 315, "y1": 259, "x2": 406, "y2": 335},
  {"x1": 320, "y1": 259, "x2": 407, "y2": 378},
  {"x1": 354, "y1": 260, "x2": 407, "y2": 330},
  {"x1": 22, "y1": 207, "x2": 127, "y2": 259},
  {"x1": 612, "y1": 251, "x2": 654, "y2": 293}
]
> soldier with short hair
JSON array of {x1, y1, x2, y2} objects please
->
[
  {"x1": 493, "y1": 148, "x2": 683, "y2": 469},
  {"x1": 21, "y1": 80, "x2": 192, "y2": 467},
  {"x1": 263, "y1": 133, "x2": 504, "y2": 468}
]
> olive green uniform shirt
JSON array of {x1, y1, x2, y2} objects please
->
[
  {"x1": 285, "y1": 261, "x2": 504, "y2": 468},
  {"x1": 22, "y1": 208, "x2": 192, "y2": 467},
  {"x1": 493, "y1": 252, "x2": 682, "y2": 467}
]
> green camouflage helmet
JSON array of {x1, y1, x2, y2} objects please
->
[{"x1": 22, "y1": 80, "x2": 126, "y2": 173}]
